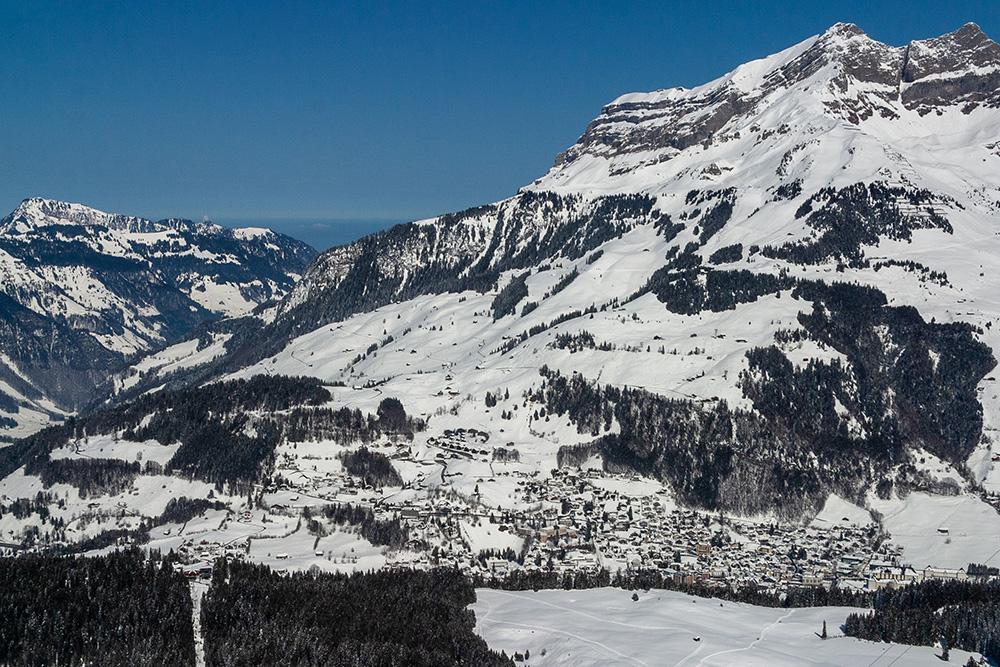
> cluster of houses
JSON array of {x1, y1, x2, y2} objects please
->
[
  {"x1": 175, "y1": 435, "x2": 999, "y2": 594},
  {"x1": 367, "y1": 466, "x2": 996, "y2": 593}
]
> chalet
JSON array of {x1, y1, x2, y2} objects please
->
[
  {"x1": 922, "y1": 566, "x2": 967, "y2": 581},
  {"x1": 802, "y1": 574, "x2": 825, "y2": 587}
]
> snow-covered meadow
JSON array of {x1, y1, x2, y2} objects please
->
[{"x1": 473, "y1": 588, "x2": 980, "y2": 666}]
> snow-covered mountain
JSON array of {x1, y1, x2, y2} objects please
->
[
  {"x1": 5, "y1": 23, "x2": 1000, "y2": 573},
  {"x1": 210, "y1": 21, "x2": 1000, "y2": 508},
  {"x1": 0, "y1": 197, "x2": 314, "y2": 439}
]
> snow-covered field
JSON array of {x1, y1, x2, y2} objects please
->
[
  {"x1": 869, "y1": 492, "x2": 1000, "y2": 569},
  {"x1": 473, "y1": 588, "x2": 979, "y2": 666}
]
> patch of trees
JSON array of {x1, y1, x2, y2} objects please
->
[
  {"x1": 0, "y1": 492, "x2": 56, "y2": 521},
  {"x1": 165, "y1": 418, "x2": 282, "y2": 494},
  {"x1": 319, "y1": 503, "x2": 409, "y2": 549},
  {"x1": 636, "y1": 244, "x2": 794, "y2": 314},
  {"x1": 340, "y1": 447, "x2": 403, "y2": 488},
  {"x1": 697, "y1": 189, "x2": 736, "y2": 242},
  {"x1": 844, "y1": 579, "x2": 1000, "y2": 662},
  {"x1": 553, "y1": 331, "x2": 599, "y2": 352},
  {"x1": 57, "y1": 527, "x2": 151, "y2": 554},
  {"x1": 158, "y1": 496, "x2": 228, "y2": 526},
  {"x1": 0, "y1": 549, "x2": 194, "y2": 666},
  {"x1": 84, "y1": 375, "x2": 328, "y2": 445},
  {"x1": 773, "y1": 180, "x2": 802, "y2": 200},
  {"x1": 201, "y1": 561, "x2": 512, "y2": 666},
  {"x1": 0, "y1": 391, "x2": 20, "y2": 414},
  {"x1": 283, "y1": 397, "x2": 423, "y2": 443},
  {"x1": 703, "y1": 270, "x2": 791, "y2": 311},
  {"x1": 763, "y1": 182, "x2": 954, "y2": 265},
  {"x1": 788, "y1": 280, "x2": 994, "y2": 464},
  {"x1": 477, "y1": 566, "x2": 871, "y2": 609},
  {"x1": 968, "y1": 563, "x2": 1000, "y2": 578},
  {"x1": 24, "y1": 457, "x2": 140, "y2": 499},
  {"x1": 872, "y1": 258, "x2": 949, "y2": 285},
  {"x1": 377, "y1": 396, "x2": 420, "y2": 436},
  {"x1": 492, "y1": 447, "x2": 520, "y2": 463},
  {"x1": 492, "y1": 272, "x2": 529, "y2": 320},
  {"x1": 12, "y1": 375, "x2": 331, "y2": 497},
  {"x1": 282, "y1": 405, "x2": 380, "y2": 443},
  {"x1": 708, "y1": 243, "x2": 743, "y2": 264}
]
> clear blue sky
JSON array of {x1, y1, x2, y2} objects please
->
[{"x1": 3, "y1": 1, "x2": 998, "y2": 249}]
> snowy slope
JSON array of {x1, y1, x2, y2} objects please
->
[{"x1": 473, "y1": 588, "x2": 980, "y2": 666}]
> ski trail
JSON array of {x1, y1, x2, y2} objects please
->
[
  {"x1": 489, "y1": 590, "x2": 691, "y2": 632},
  {"x1": 190, "y1": 580, "x2": 208, "y2": 667},
  {"x1": 692, "y1": 608, "x2": 795, "y2": 666},
  {"x1": 477, "y1": 615, "x2": 648, "y2": 666},
  {"x1": 672, "y1": 641, "x2": 705, "y2": 667}
]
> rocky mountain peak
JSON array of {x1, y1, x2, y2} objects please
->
[
  {"x1": 2, "y1": 197, "x2": 154, "y2": 235},
  {"x1": 899, "y1": 23, "x2": 1000, "y2": 112},
  {"x1": 544, "y1": 22, "x2": 1000, "y2": 185},
  {"x1": 2, "y1": 197, "x2": 225, "y2": 237},
  {"x1": 906, "y1": 21, "x2": 995, "y2": 69}
]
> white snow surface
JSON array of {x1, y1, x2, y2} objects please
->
[
  {"x1": 868, "y1": 492, "x2": 1000, "y2": 569},
  {"x1": 49, "y1": 434, "x2": 179, "y2": 466},
  {"x1": 473, "y1": 587, "x2": 979, "y2": 666},
  {"x1": 809, "y1": 494, "x2": 874, "y2": 529},
  {"x1": 6, "y1": 25, "x2": 1000, "y2": 600}
]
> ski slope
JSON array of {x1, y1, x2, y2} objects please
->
[{"x1": 473, "y1": 588, "x2": 980, "y2": 666}]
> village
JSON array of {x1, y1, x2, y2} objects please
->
[
  {"x1": 161, "y1": 441, "x2": 992, "y2": 594},
  {"x1": 376, "y1": 466, "x2": 986, "y2": 592}
]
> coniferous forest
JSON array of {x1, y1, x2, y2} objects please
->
[
  {"x1": 201, "y1": 560, "x2": 512, "y2": 666},
  {"x1": 0, "y1": 552, "x2": 512, "y2": 667},
  {"x1": 0, "y1": 550, "x2": 195, "y2": 666},
  {"x1": 844, "y1": 579, "x2": 1000, "y2": 662}
]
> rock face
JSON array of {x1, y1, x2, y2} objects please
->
[
  {"x1": 0, "y1": 198, "x2": 314, "y2": 439},
  {"x1": 554, "y1": 23, "x2": 1000, "y2": 165}
]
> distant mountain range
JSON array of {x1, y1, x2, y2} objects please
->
[{"x1": 0, "y1": 197, "x2": 314, "y2": 439}]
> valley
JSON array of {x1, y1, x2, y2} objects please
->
[{"x1": 4, "y1": 18, "x2": 1000, "y2": 665}]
